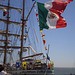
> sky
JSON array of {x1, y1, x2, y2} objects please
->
[{"x1": 0, "y1": 0, "x2": 75, "y2": 68}]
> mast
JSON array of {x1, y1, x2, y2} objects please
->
[
  {"x1": 46, "y1": 44, "x2": 50, "y2": 65},
  {"x1": 0, "y1": 0, "x2": 22, "y2": 65},
  {"x1": 4, "y1": 0, "x2": 10, "y2": 65},
  {"x1": 20, "y1": 0, "x2": 37, "y2": 61},
  {"x1": 20, "y1": 0, "x2": 25, "y2": 62}
]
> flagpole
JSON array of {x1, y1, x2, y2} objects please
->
[
  {"x1": 48, "y1": 44, "x2": 50, "y2": 55},
  {"x1": 45, "y1": 44, "x2": 50, "y2": 75},
  {"x1": 20, "y1": 0, "x2": 25, "y2": 62},
  {"x1": 33, "y1": 27, "x2": 39, "y2": 43},
  {"x1": 46, "y1": 44, "x2": 50, "y2": 66}
]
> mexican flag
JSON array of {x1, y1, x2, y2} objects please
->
[{"x1": 37, "y1": 0, "x2": 73, "y2": 30}]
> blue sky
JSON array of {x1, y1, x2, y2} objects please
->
[{"x1": 0, "y1": 0, "x2": 75, "y2": 68}]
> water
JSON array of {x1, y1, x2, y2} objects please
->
[{"x1": 54, "y1": 67, "x2": 75, "y2": 75}]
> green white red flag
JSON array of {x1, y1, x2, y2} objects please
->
[{"x1": 37, "y1": 0, "x2": 73, "y2": 30}]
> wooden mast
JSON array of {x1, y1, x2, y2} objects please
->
[
  {"x1": 20, "y1": 0, "x2": 37, "y2": 61},
  {"x1": 4, "y1": 0, "x2": 10, "y2": 65},
  {"x1": 20, "y1": 0, "x2": 25, "y2": 62}
]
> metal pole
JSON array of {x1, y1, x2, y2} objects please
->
[{"x1": 48, "y1": 44, "x2": 50, "y2": 54}]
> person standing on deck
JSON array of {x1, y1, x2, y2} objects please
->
[{"x1": 0, "y1": 65, "x2": 7, "y2": 75}]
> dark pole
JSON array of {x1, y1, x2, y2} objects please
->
[
  {"x1": 20, "y1": 0, "x2": 25, "y2": 62},
  {"x1": 48, "y1": 44, "x2": 50, "y2": 54},
  {"x1": 4, "y1": 0, "x2": 10, "y2": 65},
  {"x1": 20, "y1": 0, "x2": 37, "y2": 61}
]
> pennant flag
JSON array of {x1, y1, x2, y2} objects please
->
[
  {"x1": 41, "y1": 35, "x2": 45, "y2": 38},
  {"x1": 25, "y1": 34, "x2": 27, "y2": 37},
  {"x1": 46, "y1": 54, "x2": 50, "y2": 61},
  {"x1": 25, "y1": 28, "x2": 28, "y2": 33},
  {"x1": 3, "y1": 9, "x2": 8, "y2": 16},
  {"x1": 37, "y1": 18, "x2": 39, "y2": 22},
  {"x1": 25, "y1": 30, "x2": 28, "y2": 33},
  {"x1": 3, "y1": 12, "x2": 6, "y2": 16},
  {"x1": 25, "y1": 25, "x2": 27, "y2": 27},
  {"x1": 24, "y1": 37, "x2": 26, "y2": 40},
  {"x1": 23, "y1": 62, "x2": 27, "y2": 69},
  {"x1": 43, "y1": 40, "x2": 47, "y2": 45},
  {"x1": 4, "y1": 12, "x2": 8, "y2": 16},
  {"x1": 36, "y1": 13, "x2": 38, "y2": 17},
  {"x1": 45, "y1": 46, "x2": 47, "y2": 50},
  {"x1": 48, "y1": 63, "x2": 50, "y2": 68},
  {"x1": 37, "y1": 0, "x2": 73, "y2": 30},
  {"x1": 16, "y1": 62, "x2": 19, "y2": 68},
  {"x1": 40, "y1": 30, "x2": 43, "y2": 33},
  {"x1": 3, "y1": 12, "x2": 8, "y2": 16}
]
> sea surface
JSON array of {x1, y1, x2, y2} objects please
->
[{"x1": 54, "y1": 67, "x2": 75, "y2": 75}]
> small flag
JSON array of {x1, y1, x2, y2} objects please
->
[
  {"x1": 43, "y1": 40, "x2": 47, "y2": 45},
  {"x1": 41, "y1": 35, "x2": 45, "y2": 38},
  {"x1": 48, "y1": 63, "x2": 50, "y2": 68},
  {"x1": 3, "y1": 12, "x2": 6, "y2": 16},
  {"x1": 16, "y1": 62, "x2": 19, "y2": 68},
  {"x1": 25, "y1": 25, "x2": 27, "y2": 27},
  {"x1": 24, "y1": 37, "x2": 26, "y2": 40},
  {"x1": 25, "y1": 28, "x2": 28, "y2": 33},
  {"x1": 3, "y1": 12, "x2": 8, "y2": 16},
  {"x1": 45, "y1": 46, "x2": 47, "y2": 50},
  {"x1": 36, "y1": 13, "x2": 38, "y2": 17},
  {"x1": 40, "y1": 30, "x2": 43, "y2": 33},
  {"x1": 46, "y1": 54, "x2": 50, "y2": 61},
  {"x1": 25, "y1": 34, "x2": 27, "y2": 37},
  {"x1": 3, "y1": 9, "x2": 8, "y2": 16},
  {"x1": 5, "y1": 12, "x2": 8, "y2": 15},
  {"x1": 25, "y1": 30, "x2": 28, "y2": 33},
  {"x1": 37, "y1": 18, "x2": 39, "y2": 22}
]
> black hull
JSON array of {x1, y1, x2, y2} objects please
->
[{"x1": 7, "y1": 69, "x2": 54, "y2": 75}]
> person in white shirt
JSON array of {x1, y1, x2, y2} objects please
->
[{"x1": 0, "y1": 65, "x2": 7, "y2": 75}]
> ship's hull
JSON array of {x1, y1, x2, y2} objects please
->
[{"x1": 7, "y1": 69, "x2": 54, "y2": 75}]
